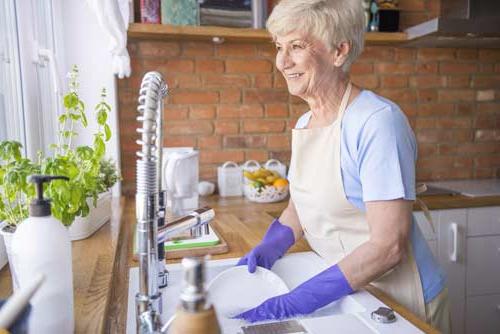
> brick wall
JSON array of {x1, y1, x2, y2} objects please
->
[{"x1": 118, "y1": 3, "x2": 500, "y2": 195}]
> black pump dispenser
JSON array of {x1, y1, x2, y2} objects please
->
[{"x1": 28, "y1": 175, "x2": 69, "y2": 217}]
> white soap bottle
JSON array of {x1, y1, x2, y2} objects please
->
[{"x1": 11, "y1": 175, "x2": 74, "y2": 334}]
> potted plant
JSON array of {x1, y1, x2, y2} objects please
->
[{"x1": 0, "y1": 65, "x2": 120, "y2": 271}]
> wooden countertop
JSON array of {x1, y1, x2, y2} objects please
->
[{"x1": 2, "y1": 193, "x2": 499, "y2": 333}]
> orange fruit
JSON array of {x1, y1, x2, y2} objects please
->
[{"x1": 273, "y1": 178, "x2": 289, "y2": 188}]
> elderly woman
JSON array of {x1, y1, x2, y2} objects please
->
[{"x1": 235, "y1": 0, "x2": 450, "y2": 332}]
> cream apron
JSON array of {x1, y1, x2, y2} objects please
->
[{"x1": 288, "y1": 82, "x2": 427, "y2": 321}]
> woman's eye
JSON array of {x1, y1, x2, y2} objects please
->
[
  {"x1": 275, "y1": 45, "x2": 282, "y2": 51},
  {"x1": 292, "y1": 44, "x2": 304, "y2": 50}
]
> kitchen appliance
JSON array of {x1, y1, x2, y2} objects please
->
[{"x1": 162, "y1": 147, "x2": 199, "y2": 216}]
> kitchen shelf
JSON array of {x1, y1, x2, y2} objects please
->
[{"x1": 127, "y1": 23, "x2": 408, "y2": 45}]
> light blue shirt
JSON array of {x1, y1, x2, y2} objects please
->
[{"x1": 294, "y1": 90, "x2": 446, "y2": 303}]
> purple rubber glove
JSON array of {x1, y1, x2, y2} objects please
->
[
  {"x1": 236, "y1": 218, "x2": 295, "y2": 273},
  {"x1": 234, "y1": 264, "x2": 354, "y2": 323}
]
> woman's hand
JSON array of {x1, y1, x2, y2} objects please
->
[
  {"x1": 234, "y1": 264, "x2": 353, "y2": 323},
  {"x1": 236, "y1": 199, "x2": 303, "y2": 273},
  {"x1": 237, "y1": 218, "x2": 295, "y2": 272}
]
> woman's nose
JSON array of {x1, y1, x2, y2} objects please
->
[{"x1": 276, "y1": 50, "x2": 293, "y2": 71}]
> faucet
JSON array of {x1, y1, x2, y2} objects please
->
[{"x1": 135, "y1": 71, "x2": 213, "y2": 333}]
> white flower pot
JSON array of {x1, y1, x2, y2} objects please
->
[
  {"x1": 0, "y1": 222, "x2": 20, "y2": 290},
  {"x1": 0, "y1": 225, "x2": 8, "y2": 270},
  {"x1": 68, "y1": 191, "x2": 112, "y2": 241}
]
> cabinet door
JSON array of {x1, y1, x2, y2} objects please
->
[
  {"x1": 467, "y1": 207, "x2": 500, "y2": 237},
  {"x1": 466, "y1": 235, "x2": 500, "y2": 296},
  {"x1": 438, "y1": 209, "x2": 467, "y2": 334},
  {"x1": 466, "y1": 294, "x2": 500, "y2": 334}
]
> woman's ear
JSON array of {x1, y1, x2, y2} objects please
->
[{"x1": 332, "y1": 41, "x2": 350, "y2": 68}]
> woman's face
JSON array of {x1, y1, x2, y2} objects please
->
[{"x1": 275, "y1": 32, "x2": 336, "y2": 99}]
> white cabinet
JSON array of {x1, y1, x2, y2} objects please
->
[
  {"x1": 437, "y1": 209, "x2": 467, "y2": 334},
  {"x1": 415, "y1": 206, "x2": 500, "y2": 334},
  {"x1": 466, "y1": 294, "x2": 500, "y2": 334}
]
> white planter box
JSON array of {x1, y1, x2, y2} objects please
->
[
  {"x1": 0, "y1": 227, "x2": 7, "y2": 270},
  {"x1": 68, "y1": 191, "x2": 112, "y2": 241}
]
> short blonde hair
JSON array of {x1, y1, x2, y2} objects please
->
[{"x1": 266, "y1": 0, "x2": 365, "y2": 72}]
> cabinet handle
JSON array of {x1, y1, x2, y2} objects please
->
[{"x1": 449, "y1": 223, "x2": 458, "y2": 262}]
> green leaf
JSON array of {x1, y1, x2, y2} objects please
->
[
  {"x1": 104, "y1": 124, "x2": 111, "y2": 141},
  {"x1": 63, "y1": 93, "x2": 79, "y2": 109},
  {"x1": 96, "y1": 110, "x2": 107, "y2": 125}
]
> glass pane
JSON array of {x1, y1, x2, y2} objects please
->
[{"x1": 0, "y1": 0, "x2": 25, "y2": 146}]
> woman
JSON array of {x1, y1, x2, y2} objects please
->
[{"x1": 235, "y1": 0, "x2": 450, "y2": 332}]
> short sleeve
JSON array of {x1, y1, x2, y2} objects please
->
[{"x1": 358, "y1": 107, "x2": 417, "y2": 202}]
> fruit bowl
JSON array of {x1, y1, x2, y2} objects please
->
[{"x1": 243, "y1": 183, "x2": 289, "y2": 203}]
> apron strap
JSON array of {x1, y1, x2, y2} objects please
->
[
  {"x1": 415, "y1": 183, "x2": 435, "y2": 234},
  {"x1": 337, "y1": 81, "x2": 352, "y2": 120}
]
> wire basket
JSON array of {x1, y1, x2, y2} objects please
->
[{"x1": 243, "y1": 183, "x2": 289, "y2": 203}]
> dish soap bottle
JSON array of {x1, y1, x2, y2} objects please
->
[
  {"x1": 11, "y1": 175, "x2": 74, "y2": 334},
  {"x1": 170, "y1": 257, "x2": 220, "y2": 334}
]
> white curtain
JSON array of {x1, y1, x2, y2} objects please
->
[{"x1": 86, "y1": 0, "x2": 131, "y2": 79}]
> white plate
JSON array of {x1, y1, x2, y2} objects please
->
[{"x1": 207, "y1": 266, "x2": 289, "y2": 330}]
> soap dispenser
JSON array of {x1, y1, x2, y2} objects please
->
[
  {"x1": 170, "y1": 257, "x2": 220, "y2": 334},
  {"x1": 11, "y1": 175, "x2": 74, "y2": 334}
]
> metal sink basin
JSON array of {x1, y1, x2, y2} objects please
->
[{"x1": 127, "y1": 252, "x2": 424, "y2": 333}]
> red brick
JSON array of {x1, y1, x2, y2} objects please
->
[
  {"x1": 254, "y1": 74, "x2": 273, "y2": 88},
  {"x1": 447, "y1": 75, "x2": 470, "y2": 88},
  {"x1": 164, "y1": 105, "x2": 189, "y2": 120},
  {"x1": 137, "y1": 41, "x2": 181, "y2": 57},
  {"x1": 197, "y1": 136, "x2": 221, "y2": 149},
  {"x1": 453, "y1": 129, "x2": 474, "y2": 142},
  {"x1": 200, "y1": 150, "x2": 245, "y2": 164},
  {"x1": 204, "y1": 74, "x2": 250, "y2": 88},
  {"x1": 472, "y1": 76, "x2": 500, "y2": 89},
  {"x1": 219, "y1": 89, "x2": 241, "y2": 103},
  {"x1": 218, "y1": 104, "x2": 263, "y2": 118},
  {"x1": 418, "y1": 144, "x2": 438, "y2": 156},
  {"x1": 416, "y1": 62, "x2": 438, "y2": 74},
  {"x1": 265, "y1": 104, "x2": 289, "y2": 118},
  {"x1": 457, "y1": 50, "x2": 478, "y2": 61},
  {"x1": 436, "y1": 118, "x2": 472, "y2": 128},
  {"x1": 455, "y1": 143, "x2": 500, "y2": 155},
  {"x1": 480, "y1": 64, "x2": 495, "y2": 73},
  {"x1": 417, "y1": 89, "x2": 438, "y2": 103},
  {"x1": 359, "y1": 47, "x2": 394, "y2": 62},
  {"x1": 416, "y1": 129, "x2": 454, "y2": 143},
  {"x1": 394, "y1": 48, "x2": 417, "y2": 62},
  {"x1": 475, "y1": 129, "x2": 500, "y2": 141},
  {"x1": 257, "y1": 44, "x2": 276, "y2": 58},
  {"x1": 377, "y1": 89, "x2": 417, "y2": 103},
  {"x1": 381, "y1": 75, "x2": 408, "y2": 88},
  {"x1": 167, "y1": 121, "x2": 213, "y2": 135},
  {"x1": 375, "y1": 63, "x2": 414, "y2": 74},
  {"x1": 418, "y1": 48, "x2": 456, "y2": 61},
  {"x1": 351, "y1": 75, "x2": 378, "y2": 89},
  {"x1": 456, "y1": 103, "x2": 475, "y2": 116},
  {"x1": 244, "y1": 89, "x2": 289, "y2": 103},
  {"x1": 475, "y1": 168, "x2": 495, "y2": 178},
  {"x1": 399, "y1": 103, "x2": 418, "y2": 117},
  {"x1": 142, "y1": 59, "x2": 166, "y2": 72},
  {"x1": 438, "y1": 89, "x2": 475, "y2": 102},
  {"x1": 181, "y1": 42, "x2": 214, "y2": 57},
  {"x1": 267, "y1": 135, "x2": 290, "y2": 149},
  {"x1": 245, "y1": 150, "x2": 269, "y2": 162},
  {"x1": 217, "y1": 43, "x2": 256, "y2": 57},
  {"x1": 350, "y1": 63, "x2": 374, "y2": 75},
  {"x1": 479, "y1": 50, "x2": 500, "y2": 62},
  {"x1": 190, "y1": 105, "x2": 216, "y2": 119},
  {"x1": 417, "y1": 156, "x2": 455, "y2": 169},
  {"x1": 269, "y1": 151, "x2": 291, "y2": 164},
  {"x1": 226, "y1": 60, "x2": 273, "y2": 73},
  {"x1": 167, "y1": 59, "x2": 194, "y2": 73},
  {"x1": 223, "y1": 135, "x2": 266, "y2": 148},
  {"x1": 415, "y1": 118, "x2": 436, "y2": 129},
  {"x1": 475, "y1": 155, "x2": 500, "y2": 168},
  {"x1": 214, "y1": 120, "x2": 239, "y2": 134},
  {"x1": 440, "y1": 63, "x2": 478, "y2": 74},
  {"x1": 199, "y1": 165, "x2": 217, "y2": 180},
  {"x1": 171, "y1": 90, "x2": 219, "y2": 104},
  {"x1": 196, "y1": 60, "x2": 224, "y2": 73},
  {"x1": 242, "y1": 120, "x2": 286, "y2": 133},
  {"x1": 170, "y1": 74, "x2": 201, "y2": 88},
  {"x1": 409, "y1": 75, "x2": 445, "y2": 88},
  {"x1": 477, "y1": 103, "x2": 499, "y2": 113},
  {"x1": 164, "y1": 136, "x2": 197, "y2": 147}
]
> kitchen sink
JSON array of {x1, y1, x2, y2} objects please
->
[{"x1": 127, "y1": 252, "x2": 424, "y2": 333}]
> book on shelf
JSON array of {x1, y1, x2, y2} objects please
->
[
  {"x1": 200, "y1": 4, "x2": 252, "y2": 27},
  {"x1": 199, "y1": 0, "x2": 251, "y2": 10},
  {"x1": 140, "y1": 0, "x2": 161, "y2": 24}
]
